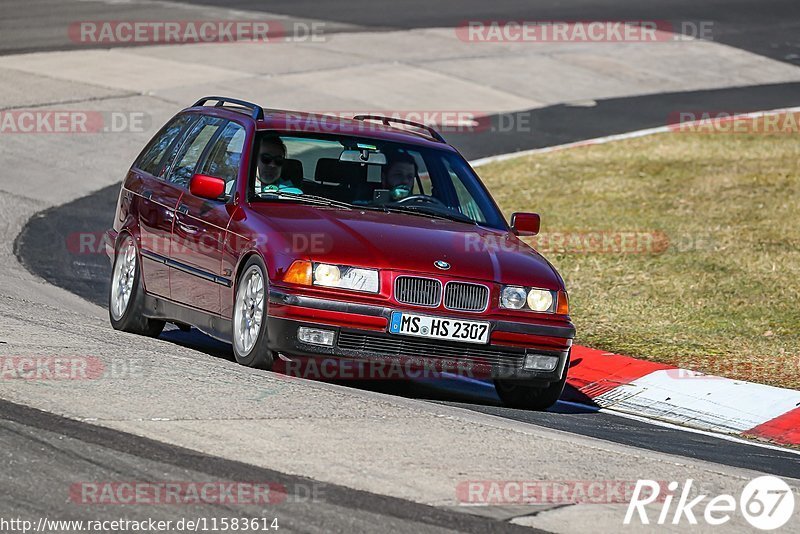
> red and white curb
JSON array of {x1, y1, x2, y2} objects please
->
[
  {"x1": 564, "y1": 345, "x2": 800, "y2": 447},
  {"x1": 469, "y1": 108, "x2": 800, "y2": 448}
]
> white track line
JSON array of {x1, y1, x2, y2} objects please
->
[
  {"x1": 470, "y1": 105, "x2": 800, "y2": 167},
  {"x1": 558, "y1": 400, "x2": 800, "y2": 457}
]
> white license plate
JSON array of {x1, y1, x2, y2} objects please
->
[{"x1": 388, "y1": 311, "x2": 490, "y2": 344}]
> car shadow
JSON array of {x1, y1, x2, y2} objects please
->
[
  {"x1": 158, "y1": 327, "x2": 236, "y2": 361},
  {"x1": 155, "y1": 326, "x2": 601, "y2": 415},
  {"x1": 560, "y1": 357, "x2": 601, "y2": 408}
]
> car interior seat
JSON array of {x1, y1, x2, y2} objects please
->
[
  {"x1": 282, "y1": 158, "x2": 305, "y2": 188},
  {"x1": 314, "y1": 158, "x2": 368, "y2": 201}
]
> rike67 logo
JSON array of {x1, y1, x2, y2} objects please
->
[{"x1": 625, "y1": 476, "x2": 795, "y2": 530}]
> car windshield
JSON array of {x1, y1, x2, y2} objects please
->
[{"x1": 250, "y1": 133, "x2": 507, "y2": 230}]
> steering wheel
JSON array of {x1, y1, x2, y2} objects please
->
[{"x1": 393, "y1": 194, "x2": 447, "y2": 208}]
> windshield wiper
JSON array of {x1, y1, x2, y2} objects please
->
[
  {"x1": 256, "y1": 191, "x2": 354, "y2": 210},
  {"x1": 256, "y1": 192, "x2": 477, "y2": 224},
  {"x1": 379, "y1": 204, "x2": 478, "y2": 225}
]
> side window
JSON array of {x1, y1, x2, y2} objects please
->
[
  {"x1": 199, "y1": 122, "x2": 245, "y2": 194},
  {"x1": 155, "y1": 116, "x2": 197, "y2": 181},
  {"x1": 135, "y1": 114, "x2": 193, "y2": 176},
  {"x1": 167, "y1": 117, "x2": 224, "y2": 189}
]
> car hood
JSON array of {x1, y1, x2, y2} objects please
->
[{"x1": 248, "y1": 203, "x2": 563, "y2": 290}]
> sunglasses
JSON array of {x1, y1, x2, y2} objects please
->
[{"x1": 259, "y1": 154, "x2": 285, "y2": 166}]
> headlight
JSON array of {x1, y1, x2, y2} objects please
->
[
  {"x1": 527, "y1": 289, "x2": 554, "y2": 312},
  {"x1": 314, "y1": 264, "x2": 341, "y2": 286},
  {"x1": 500, "y1": 285, "x2": 558, "y2": 313},
  {"x1": 313, "y1": 263, "x2": 379, "y2": 293},
  {"x1": 500, "y1": 286, "x2": 527, "y2": 309}
]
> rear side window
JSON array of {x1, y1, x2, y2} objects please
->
[
  {"x1": 167, "y1": 116, "x2": 224, "y2": 188},
  {"x1": 135, "y1": 114, "x2": 193, "y2": 176},
  {"x1": 199, "y1": 122, "x2": 246, "y2": 192}
]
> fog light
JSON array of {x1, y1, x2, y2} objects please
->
[
  {"x1": 297, "y1": 327, "x2": 335, "y2": 346},
  {"x1": 523, "y1": 354, "x2": 559, "y2": 371}
]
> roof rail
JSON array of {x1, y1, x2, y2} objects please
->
[
  {"x1": 351, "y1": 114, "x2": 446, "y2": 143},
  {"x1": 192, "y1": 96, "x2": 265, "y2": 121}
]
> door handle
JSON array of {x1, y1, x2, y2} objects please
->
[
  {"x1": 177, "y1": 222, "x2": 199, "y2": 234},
  {"x1": 177, "y1": 204, "x2": 189, "y2": 215}
]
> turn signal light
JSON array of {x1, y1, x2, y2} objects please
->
[
  {"x1": 283, "y1": 260, "x2": 312, "y2": 285},
  {"x1": 556, "y1": 291, "x2": 570, "y2": 315}
]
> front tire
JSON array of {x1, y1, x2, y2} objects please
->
[
  {"x1": 109, "y1": 234, "x2": 165, "y2": 337},
  {"x1": 494, "y1": 356, "x2": 569, "y2": 410},
  {"x1": 232, "y1": 256, "x2": 274, "y2": 370}
]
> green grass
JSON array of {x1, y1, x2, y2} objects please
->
[{"x1": 479, "y1": 118, "x2": 800, "y2": 389}]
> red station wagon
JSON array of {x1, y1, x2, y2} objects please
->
[{"x1": 106, "y1": 96, "x2": 575, "y2": 410}]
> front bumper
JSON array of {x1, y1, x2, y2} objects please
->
[{"x1": 267, "y1": 288, "x2": 573, "y2": 382}]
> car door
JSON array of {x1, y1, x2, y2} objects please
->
[
  {"x1": 166, "y1": 116, "x2": 239, "y2": 314},
  {"x1": 127, "y1": 113, "x2": 196, "y2": 297}
]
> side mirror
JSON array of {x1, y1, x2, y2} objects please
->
[
  {"x1": 190, "y1": 173, "x2": 225, "y2": 200},
  {"x1": 511, "y1": 212, "x2": 540, "y2": 236}
]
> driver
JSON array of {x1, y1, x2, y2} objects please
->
[
  {"x1": 381, "y1": 152, "x2": 417, "y2": 201},
  {"x1": 256, "y1": 135, "x2": 303, "y2": 194}
]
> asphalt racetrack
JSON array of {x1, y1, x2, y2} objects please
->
[{"x1": 3, "y1": 0, "x2": 800, "y2": 532}]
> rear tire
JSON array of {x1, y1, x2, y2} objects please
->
[
  {"x1": 108, "y1": 234, "x2": 165, "y2": 337},
  {"x1": 494, "y1": 355, "x2": 569, "y2": 410},
  {"x1": 232, "y1": 256, "x2": 274, "y2": 370}
]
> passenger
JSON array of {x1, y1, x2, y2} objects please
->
[{"x1": 256, "y1": 136, "x2": 303, "y2": 194}]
